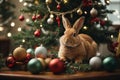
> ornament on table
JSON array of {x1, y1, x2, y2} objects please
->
[
  {"x1": 13, "y1": 45, "x2": 27, "y2": 62},
  {"x1": 46, "y1": 0, "x2": 52, "y2": 4},
  {"x1": 34, "y1": 44, "x2": 48, "y2": 58},
  {"x1": 90, "y1": 8, "x2": 98, "y2": 17},
  {"x1": 47, "y1": 17, "x2": 54, "y2": 24},
  {"x1": 37, "y1": 58, "x2": 46, "y2": 69},
  {"x1": 34, "y1": 29, "x2": 41, "y2": 37},
  {"x1": 49, "y1": 58, "x2": 65, "y2": 74},
  {"x1": 89, "y1": 56, "x2": 102, "y2": 70},
  {"x1": 27, "y1": 48, "x2": 35, "y2": 57},
  {"x1": 32, "y1": 14, "x2": 36, "y2": 21},
  {"x1": 45, "y1": 58, "x2": 52, "y2": 66},
  {"x1": 19, "y1": 14, "x2": 25, "y2": 21},
  {"x1": 27, "y1": 58, "x2": 43, "y2": 74},
  {"x1": 107, "y1": 41, "x2": 118, "y2": 53},
  {"x1": 77, "y1": 9, "x2": 83, "y2": 15},
  {"x1": 24, "y1": 53, "x2": 32, "y2": 64},
  {"x1": 103, "y1": 56, "x2": 117, "y2": 71},
  {"x1": 6, "y1": 55, "x2": 16, "y2": 68}
]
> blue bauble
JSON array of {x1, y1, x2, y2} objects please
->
[
  {"x1": 103, "y1": 57, "x2": 117, "y2": 71},
  {"x1": 27, "y1": 48, "x2": 34, "y2": 57},
  {"x1": 27, "y1": 58, "x2": 43, "y2": 74}
]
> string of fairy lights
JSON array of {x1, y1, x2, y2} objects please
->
[{"x1": 0, "y1": 0, "x2": 119, "y2": 42}]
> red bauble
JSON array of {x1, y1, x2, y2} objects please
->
[
  {"x1": 100, "y1": 20, "x2": 106, "y2": 26},
  {"x1": 57, "y1": 4, "x2": 61, "y2": 10},
  {"x1": 56, "y1": 16, "x2": 60, "y2": 27},
  {"x1": 36, "y1": 14, "x2": 42, "y2": 19},
  {"x1": 32, "y1": 15, "x2": 36, "y2": 21},
  {"x1": 34, "y1": 29, "x2": 41, "y2": 37},
  {"x1": 107, "y1": 41, "x2": 118, "y2": 53},
  {"x1": 19, "y1": 15, "x2": 25, "y2": 21},
  {"x1": 24, "y1": 53, "x2": 32, "y2": 64},
  {"x1": 49, "y1": 58, "x2": 65, "y2": 74},
  {"x1": 6, "y1": 56, "x2": 16, "y2": 68}
]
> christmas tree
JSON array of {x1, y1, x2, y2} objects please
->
[
  {"x1": 0, "y1": 0, "x2": 15, "y2": 37},
  {"x1": 13, "y1": 0, "x2": 118, "y2": 50}
]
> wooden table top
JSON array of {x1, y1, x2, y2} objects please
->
[{"x1": 0, "y1": 67, "x2": 120, "y2": 80}]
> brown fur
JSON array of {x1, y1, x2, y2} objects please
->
[{"x1": 58, "y1": 15, "x2": 98, "y2": 63}]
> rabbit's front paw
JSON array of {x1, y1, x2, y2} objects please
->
[
  {"x1": 60, "y1": 57, "x2": 66, "y2": 61},
  {"x1": 75, "y1": 58, "x2": 83, "y2": 64}
]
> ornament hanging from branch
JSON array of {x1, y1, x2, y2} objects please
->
[
  {"x1": 104, "y1": 0, "x2": 110, "y2": 5},
  {"x1": 90, "y1": 8, "x2": 98, "y2": 17}
]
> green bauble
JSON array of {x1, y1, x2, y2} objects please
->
[
  {"x1": 27, "y1": 58, "x2": 43, "y2": 74},
  {"x1": 103, "y1": 57, "x2": 117, "y2": 71}
]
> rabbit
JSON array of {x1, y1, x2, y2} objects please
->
[{"x1": 58, "y1": 15, "x2": 98, "y2": 63}]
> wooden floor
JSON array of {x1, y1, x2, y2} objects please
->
[{"x1": 0, "y1": 67, "x2": 120, "y2": 80}]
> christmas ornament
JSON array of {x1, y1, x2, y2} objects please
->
[
  {"x1": 49, "y1": 58, "x2": 65, "y2": 74},
  {"x1": 82, "y1": 0, "x2": 92, "y2": 7},
  {"x1": 34, "y1": 29, "x2": 41, "y2": 37},
  {"x1": 103, "y1": 57, "x2": 117, "y2": 71},
  {"x1": 57, "y1": 4, "x2": 61, "y2": 10},
  {"x1": 89, "y1": 56, "x2": 102, "y2": 70},
  {"x1": 19, "y1": 14, "x2": 25, "y2": 21},
  {"x1": 56, "y1": 16, "x2": 60, "y2": 27},
  {"x1": 90, "y1": 8, "x2": 98, "y2": 17},
  {"x1": 90, "y1": 17, "x2": 100, "y2": 24},
  {"x1": 45, "y1": 58, "x2": 52, "y2": 66},
  {"x1": 27, "y1": 58, "x2": 43, "y2": 74},
  {"x1": 77, "y1": 9, "x2": 83, "y2": 15},
  {"x1": 47, "y1": 18, "x2": 54, "y2": 24},
  {"x1": 37, "y1": 58, "x2": 46, "y2": 69},
  {"x1": 6, "y1": 56, "x2": 16, "y2": 68},
  {"x1": 100, "y1": 20, "x2": 106, "y2": 26},
  {"x1": 13, "y1": 46, "x2": 27, "y2": 61},
  {"x1": 104, "y1": 0, "x2": 110, "y2": 5},
  {"x1": 24, "y1": 53, "x2": 32, "y2": 64},
  {"x1": 36, "y1": 14, "x2": 42, "y2": 19},
  {"x1": 32, "y1": 14, "x2": 36, "y2": 21},
  {"x1": 26, "y1": 48, "x2": 34, "y2": 57},
  {"x1": 34, "y1": 0, "x2": 39, "y2": 5},
  {"x1": 46, "y1": 0, "x2": 52, "y2": 4},
  {"x1": 107, "y1": 41, "x2": 118, "y2": 53},
  {"x1": 63, "y1": 0, "x2": 69, "y2": 4},
  {"x1": 34, "y1": 44, "x2": 48, "y2": 58}
]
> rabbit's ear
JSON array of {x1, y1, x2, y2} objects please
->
[
  {"x1": 62, "y1": 15, "x2": 71, "y2": 30},
  {"x1": 73, "y1": 16, "x2": 85, "y2": 35}
]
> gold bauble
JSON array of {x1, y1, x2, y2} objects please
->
[
  {"x1": 46, "y1": 0, "x2": 52, "y2": 4},
  {"x1": 63, "y1": 0, "x2": 69, "y2": 4},
  {"x1": 45, "y1": 58, "x2": 52, "y2": 66},
  {"x1": 37, "y1": 58, "x2": 46, "y2": 69},
  {"x1": 13, "y1": 46, "x2": 27, "y2": 61},
  {"x1": 77, "y1": 9, "x2": 83, "y2": 15}
]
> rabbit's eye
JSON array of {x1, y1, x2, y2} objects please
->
[{"x1": 73, "y1": 33, "x2": 76, "y2": 37}]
